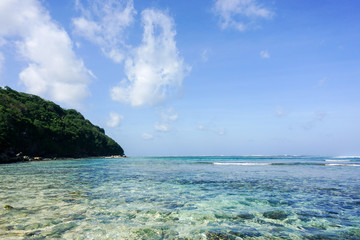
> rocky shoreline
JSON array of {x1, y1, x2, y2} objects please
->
[{"x1": 0, "y1": 151, "x2": 126, "y2": 164}]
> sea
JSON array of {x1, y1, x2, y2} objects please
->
[{"x1": 0, "y1": 156, "x2": 359, "y2": 239}]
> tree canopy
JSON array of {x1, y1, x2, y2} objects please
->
[{"x1": 0, "y1": 86, "x2": 124, "y2": 162}]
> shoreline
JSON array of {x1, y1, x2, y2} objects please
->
[{"x1": 0, "y1": 151, "x2": 126, "y2": 164}]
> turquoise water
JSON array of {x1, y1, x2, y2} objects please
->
[{"x1": 0, "y1": 156, "x2": 359, "y2": 239}]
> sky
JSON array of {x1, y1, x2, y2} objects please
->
[{"x1": 0, "y1": 0, "x2": 359, "y2": 156}]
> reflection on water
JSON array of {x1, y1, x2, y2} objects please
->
[{"x1": 0, "y1": 156, "x2": 359, "y2": 239}]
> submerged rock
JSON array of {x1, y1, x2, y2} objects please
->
[
  {"x1": 48, "y1": 222, "x2": 77, "y2": 238},
  {"x1": 214, "y1": 212, "x2": 255, "y2": 221},
  {"x1": 135, "y1": 227, "x2": 178, "y2": 239},
  {"x1": 263, "y1": 210, "x2": 289, "y2": 220},
  {"x1": 229, "y1": 228, "x2": 261, "y2": 238},
  {"x1": 235, "y1": 213, "x2": 255, "y2": 220},
  {"x1": 4, "y1": 205, "x2": 14, "y2": 210},
  {"x1": 206, "y1": 231, "x2": 236, "y2": 240}
]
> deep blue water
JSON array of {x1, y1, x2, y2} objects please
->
[{"x1": 0, "y1": 156, "x2": 359, "y2": 239}]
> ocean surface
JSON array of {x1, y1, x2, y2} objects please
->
[{"x1": 0, "y1": 156, "x2": 359, "y2": 239}]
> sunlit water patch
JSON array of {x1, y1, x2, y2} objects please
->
[{"x1": 0, "y1": 156, "x2": 359, "y2": 239}]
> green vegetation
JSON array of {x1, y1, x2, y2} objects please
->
[{"x1": 0, "y1": 86, "x2": 124, "y2": 163}]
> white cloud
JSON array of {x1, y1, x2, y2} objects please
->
[
  {"x1": 0, "y1": 39, "x2": 5, "y2": 76},
  {"x1": 154, "y1": 123, "x2": 170, "y2": 132},
  {"x1": 154, "y1": 107, "x2": 178, "y2": 132},
  {"x1": 0, "y1": 51, "x2": 4, "y2": 76},
  {"x1": 197, "y1": 124, "x2": 226, "y2": 136},
  {"x1": 107, "y1": 112, "x2": 123, "y2": 127},
  {"x1": 201, "y1": 49, "x2": 209, "y2": 62},
  {"x1": 198, "y1": 125, "x2": 206, "y2": 130},
  {"x1": 213, "y1": 0, "x2": 274, "y2": 31},
  {"x1": 275, "y1": 106, "x2": 286, "y2": 117},
  {"x1": 260, "y1": 50, "x2": 270, "y2": 58},
  {"x1": 160, "y1": 107, "x2": 178, "y2": 122},
  {"x1": 111, "y1": 9, "x2": 189, "y2": 106},
  {"x1": 73, "y1": 0, "x2": 136, "y2": 63},
  {"x1": 142, "y1": 133, "x2": 154, "y2": 140},
  {"x1": 218, "y1": 129, "x2": 226, "y2": 136},
  {"x1": 87, "y1": 69, "x2": 97, "y2": 79},
  {"x1": 0, "y1": 0, "x2": 91, "y2": 108}
]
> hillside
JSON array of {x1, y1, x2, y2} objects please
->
[{"x1": 0, "y1": 87, "x2": 124, "y2": 163}]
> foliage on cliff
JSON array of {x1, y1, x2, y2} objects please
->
[{"x1": 0, "y1": 86, "x2": 124, "y2": 161}]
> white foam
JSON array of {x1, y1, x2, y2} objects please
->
[
  {"x1": 334, "y1": 156, "x2": 360, "y2": 159},
  {"x1": 213, "y1": 162, "x2": 271, "y2": 166},
  {"x1": 325, "y1": 159, "x2": 350, "y2": 162},
  {"x1": 325, "y1": 164, "x2": 360, "y2": 167}
]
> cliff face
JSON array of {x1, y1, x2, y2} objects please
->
[{"x1": 0, "y1": 87, "x2": 124, "y2": 163}]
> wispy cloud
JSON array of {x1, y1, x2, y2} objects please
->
[
  {"x1": 0, "y1": 0, "x2": 91, "y2": 108},
  {"x1": 197, "y1": 124, "x2": 226, "y2": 136},
  {"x1": 213, "y1": 0, "x2": 274, "y2": 31},
  {"x1": 106, "y1": 112, "x2": 123, "y2": 127},
  {"x1": 154, "y1": 123, "x2": 170, "y2": 132},
  {"x1": 142, "y1": 133, "x2": 154, "y2": 140},
  {"x1": 0, "y1": 51, "x2": 4, "y2": 77},
  {"x1": 160, "y1": 107, "x2": 178, "y2": 121},
  {"x1": 201, "y1": 49, "x2": 210, "y2": 62},
  {"x1": 73, "y1": 0, "x2": 136, "y2": 63},
  {"x1": 275, "y1": 106, "x2": 287, "y2": 117},
  {"x1": 314, "y1": 77, "x2": 327, "y2": 88},
  {"x1": 0, "y1": 37, "x2": 4, "y2": 76},
  {"x1": 198, "y1": 125, "x2": 206, "y2": 131},
  {"x1": 154, "y1": 107, "x2": 178, "y2": 132},
  {"x1": 217, "y1": 129, "x2": 226, "y2": 136},
  {"x1": 260, "y1": 50, "x2": 270, "y2": 59},
  {"x1": 111, "y1": 9, "x2": 190, "y2": 106},
  {"x1": 302, "y1": 111, "x2": 327, "y2": 130}
]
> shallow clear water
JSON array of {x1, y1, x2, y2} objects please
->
[{"x1": 0, "y1": 156, "x2": 359, "y2": 239}]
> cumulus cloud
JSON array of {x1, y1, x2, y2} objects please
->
[
  {"x1": 142, "y1": 133, "x2": 154, "y2": 140},
  {"x1": 213, "y1": 0, "x2": 274, "y2": 31},
  {"x1": 154, "y1": 107, "x2": 178, "y2": 132},
  {"x1": 111, "y1": 9, "x2": 189, "y2": 106},
  {"x1": 0, "y1": 0, "x2": 91, "y2": 108},
  {"x1": 260, "y1": 50, "x2": 270, "y2": 58},
  {"x1": 106, "y1": 112, "x2": 123, "y2": 127},
  {"x1": 73, "y1": 0, "x2": 136, "y2": 63}
]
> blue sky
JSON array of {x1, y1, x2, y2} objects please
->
[{"x1": 0, "y1": 0, "x2": 359, "y2": 156}]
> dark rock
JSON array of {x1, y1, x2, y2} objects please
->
[
  {"x1": 263, "y1": 210, "x2": 289, "y2": 220},
  {"x1": 230, "y1": 228, "x2": 261, "y2": 238},
  {"x1": 214, "y1": 212, "x2": 255, "y2": 221},
  {"x1": 206, "y1": 231, "x2": 236, "y2": 240},
  {"x1": 4, "y1": 205, "x2": 14, "y2": 210},
  {"x1": 235, "y1": 213, "x2": 255, "y2": 220}
]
